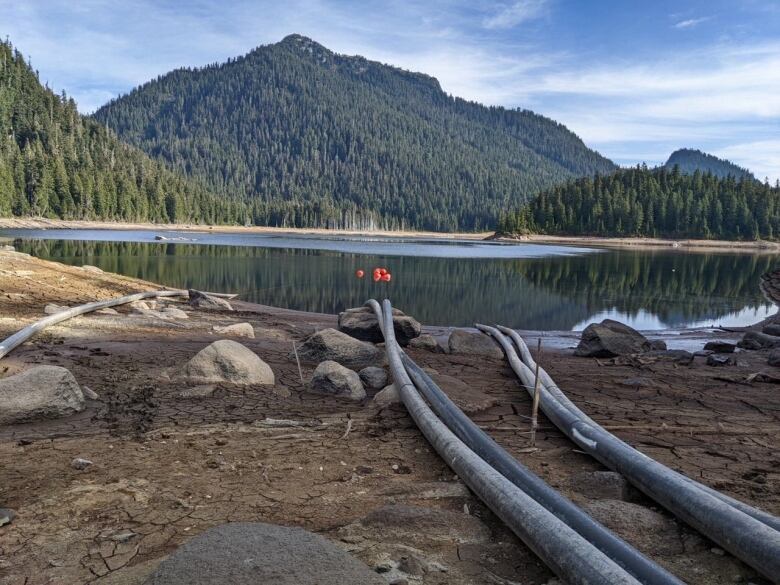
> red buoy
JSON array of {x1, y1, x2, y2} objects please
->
[
  {"x1": 373, "y1": 272, "x2": 382, "y2": 282},
  {"x1": 355, "y1": 269, "x2": 365, "y2": 278},
  {"x1": 379, "y1": 268, "x2": 388, "y2": 276},
  {"x1": 382, "y1": 273, "x2": 392, "y2": 282}
]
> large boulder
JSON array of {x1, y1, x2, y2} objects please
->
[
  {"x1": 0, "y1": 366, "x2": 85, "y2": 425},
  {"x1": 294, "y1": 328, "x2": 383, "y2": 369},
  {"x1": 373, "y1": 383, "x2": 401, "y2": 407},
  {"x1": 703, "y1": 341, "x2": 736, "y2": 353},
  {"x1": 763, "y1": 323, "x2": 780, "y2": 337},
  {"x1": 144, "y1": 522, "x2": 385, "y2": 585},
  {"x1": 575, "y1": 319, "x2": 661, "y2": 358},
  {"x1": 182, "y1": 340, "x2": 274, "y2": 385},
  {"x1": 409, "y1": 334, "x2": 443, "y2": 352},
  {"x1": 448, "y1": 330, "x2": 503, "y2": 359},
  {"x1": 338, "y1": 306, "x2": 421, "y2": 346},
  {"x1": 188, "y1": 289, "x2": 233, "y2": 311},
  {"x1": 738, "y1": 330, "x2": 780, "y2": 350},
  {"x1": 309, "y1": 361, "x2": 366, "y2": 401}
]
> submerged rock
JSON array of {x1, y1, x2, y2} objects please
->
[
  {"x1": 448, "y1": 330, "x2": 503, "y2": 359},
  {"x1": 0, "y1": 366, "x2": 85, "y2": 425},
  {"x1": 182, "y1": 340, "x2": 274, "y2": 386},
  {"x1": 574, "y1": 319, "x2": 659, "y2": 358},
  {"x1": 338, "y1": 306, "x2": 421, "y2": 345},
  {"x1": 188, "y1": 289, "x2": 233, "y2": 311},
  {"x1": 294, "y1": 328, "x2": 383, "y2": 369},
  {"x1": 144, "y1": 522, "x2": 386, "y2": 585},
  {"x1": 309, "y1": 361, "x2": 365, "y2": 401}
]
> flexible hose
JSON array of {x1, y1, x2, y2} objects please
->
[
  {"x1": 368, "y1": 299, "x2": 643, "y2": 585},
  {"x1": 495, "y1": 324, "x2": 780, "y2": 533},
  {"x1": 477, "y1": 324, "x2": 780, "y2": 580}
]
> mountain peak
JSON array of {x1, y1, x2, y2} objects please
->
[{"x1": 665, "y1": 148, "x2": 754, "y2": 180}]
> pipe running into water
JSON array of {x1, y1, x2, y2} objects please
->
[{"x1": 477, "y1": 324, "x2": 780, "y2": 581}]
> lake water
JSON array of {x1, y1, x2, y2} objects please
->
[{"x1": 2, "y1": 228, "x2": 777, "y2": 331}]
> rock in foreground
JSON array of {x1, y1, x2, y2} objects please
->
[
  {"x1": 188, "y1": 289, "x2": 233, "y2": 311},
  {"x1": 0, "y1": 366, "x2": 85, "y2": 425},
  {"x1": 338, "y1": 306, "x2": 421, "y2": 345},
  {"x1": 295, "y1": 328, "x2": 383, "y2": 368},
  {"x1": 144, "y1": 522, "x2": 385, "y2": 585},
  {"x1": 309, "y1": 361, "x2": 366, "y2": 401},
  {"x1": 358, "y1": 366, "x2": 388, "y2": 390},
  {"x1": 575, "y1": 319, "x2": 663, "y2": 358},
  {"x1": 448, "y1": 330, "x2": 503, "y2": 359},
  {"x1": 738, "y1": 331, "x2": 780, "y2": 350},
  {"x1": 703, "y1": 341, "x2": 736, "y2": 353},
  {"x1": 183, "y1": 340, "x2": 274, "y2": 385}
]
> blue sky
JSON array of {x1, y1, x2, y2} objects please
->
[{"x1": 2, "y1": 0, "x2": 779, "y2": 180}]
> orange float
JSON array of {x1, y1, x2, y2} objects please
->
[
  {"x1": 355, "y1": 269, "x2": 365, "y2": 278},
  {"x1": 382, "y1": 273, "x2": 392, "y2": 282}
]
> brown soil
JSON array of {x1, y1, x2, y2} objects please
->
[{"x1": 0, "y1": 249, "x2": 778, "y2": 585}]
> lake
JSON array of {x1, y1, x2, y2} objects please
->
[{"x1": 2, "y1": 228, "x2": 777, "y2": 331}]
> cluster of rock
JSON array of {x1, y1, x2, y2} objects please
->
[
  {"x1": 337, "y1": 305, "x2": 421, "y2": 345},
  {"x1": 736, "y1": 321, "x2": 780, "y2": 367}
]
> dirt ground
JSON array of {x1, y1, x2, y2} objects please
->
[{"x1": 0, "y1": 248, "x2": 778, "y2": 585}]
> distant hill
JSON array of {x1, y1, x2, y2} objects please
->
[
  {"x1": 499, "y1": 165, "x2": 780, "y2": 240},
  {"x1": 93, "y1": 34, "x2": 616, "y2": 231},
  {"x1": 665, "y1": 148, "x2": 755, "y2": 180},
  {"x1": 0, "y1": 40, "x2": 240, "y2": 224}
]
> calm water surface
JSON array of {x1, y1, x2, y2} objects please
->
[{"x1": 2, "y1": 228, "x2": 777, "y2": 330}]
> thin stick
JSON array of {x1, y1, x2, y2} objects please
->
[
  {"x1": 530, "y1": 338, "x2": 542, "y2": 446},
  {"x1": 340, "y1": 418, "x2": 353, "y2": 440},
  {"x1": 292, "y1": 341, "x2": 304, "y2": 384}
]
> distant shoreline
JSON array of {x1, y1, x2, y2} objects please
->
[{"x1": 1, "y1": 217, "x2": 780, "y2": 253}]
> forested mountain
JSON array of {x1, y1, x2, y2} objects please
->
[
  {"x1": 0, "y1": 40, "x2": 247, "y2": 224},
  {"x1": 498, "y1": 165, "x2": 780, "y2": 240},
  {"x1": 665, "y1": 148, "x2": 754, "y2": 181},
  {"x1": 93, "y1": 34, "x2": 616, "y2": 231}
]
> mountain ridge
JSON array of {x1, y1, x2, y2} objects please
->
[
  {"x1": 93, "y1": 34, "x2": 617, "y2": 231},
  {"x1": 664, "y1": 148, "x2": 754, "y2": 181}
]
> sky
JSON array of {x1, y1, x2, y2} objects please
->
[{"x1": 2, "y1": 0, "x2": 779, "y2": 181}]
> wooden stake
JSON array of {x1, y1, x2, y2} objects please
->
[
  {"x1": 530, "y1": 338, "x2": 542, "y2": 446},
  {"x1": 292, "y1": 341, "x2": 304, "y2": 384}
]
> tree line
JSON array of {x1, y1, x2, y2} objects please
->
[{"x1": 498, "y1": 165, "x2": 780, "y2": 240}]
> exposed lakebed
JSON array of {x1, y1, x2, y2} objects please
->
[{"x1": 2, "y1": 228, "x2": 777, "y2": 330}]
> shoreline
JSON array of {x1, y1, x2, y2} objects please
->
[{"x1": 3, "y1": 217, "x2": 780, "y2": 252}]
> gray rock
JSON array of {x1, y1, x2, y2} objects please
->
[
  {"x1": 182, "y1": 340, "x2": 274, "y2": 386},
  {"x1": 408, "y1": 334, "x2": 442, "y2": 352},
  {"x1": 0, "y1": 366, "x2": 85, "y2": 425},
  {"x1": 373, "y1": 384, "x2": 401, "y2": 407},
  {"x1": 358, "y1": 366, "x2": 388, "y2": 390},
  {"x1": 763, "y1": 323, "x2": 780, "y2": 337},
  {"x1": 144, "y1": 522, "x2": 385, "y2": 585},
  {"x1": 644, "y1": 349, "x2": 694, "y2": 365},
  {"x1": 571, "y1": 471, "x2": 632, "y2": 501},
  {"x1": 188, "y1": 289, "x2": 233, "y2": 311},
  {"x1": 707, "y1": 354, "x2": 737, "y2": 367},
  {"x1": 575, "y1": 319, "x2": 655, "y2": 357},
  {"x1": 95, "y1": 307, "x2": 118, "y2": 315},
  {"x1": 768, "y1": 350, "x2": 780, "y2": 367},
  {"x1": 129, "y1": 300, "x2": 151, "y2": 311},
  {"x1": 44, "y1": 303, "x2": 67, "y2": 315},
  {"x1": 448, "y1": 330, "x2": 503, "y2": 359},
  {"x1": 0, "y1": 508, "x2": 15, "y2": 527},
  {"x1": 703, "y1": 341, "x2": 736, "y2": 353},
  {"x1": 738, "y1": 330, "x2": 780, "y2": 350},
  {"x1": 71, "y1": 457, "x2": 93, "y2": 470},
  {"x1": 295, "y1": 328, "x2": 383, "y2": 369},
  {"x1": 428, "y1": 372, "x2": 499, "y2": 414},
  {"x1": 160, "y1": 307, "x2": 188, "y2": 320},
  {"x1": 584, "y1": 500, "x2": 682, "y2": 556},
  {"x1": 213, "y1": 322, "x2": 254, "y2": 338},
  {"x1": 338, "y1": 306, "x2": 421, "y2": 346},
  {"x1": 309, "y1": 361, "x2": 365, "y2": 401}
]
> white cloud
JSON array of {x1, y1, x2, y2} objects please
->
[
  {"x1": 673, "y1": 16, "x2": 711, "y2": 29},
  {"x1": 482, "y1": 0, "x2": 548, "y2": 30},
  {"x1": 715, "y1": 141, "x2": 780, "y2": 183}
]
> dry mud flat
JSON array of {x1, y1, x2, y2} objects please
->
[{"x1": 0, "y1": 249, "x2": 778, "y2": 585}]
